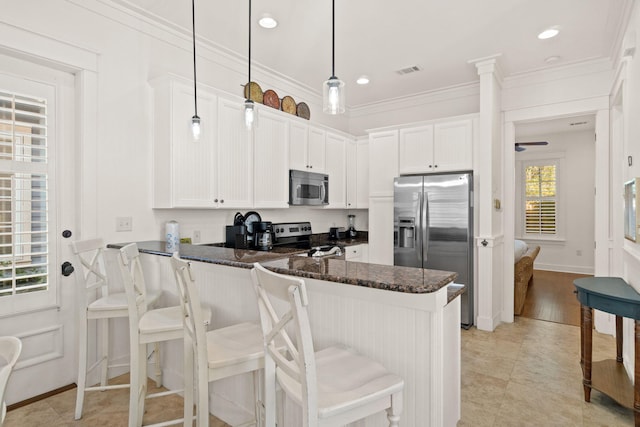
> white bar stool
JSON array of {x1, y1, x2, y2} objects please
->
[
  {"x1": 0, "y1": 336, "x2": 22, "y2": 427},
  {"x1": 171, "y1": 253, "x2": 276, "y2": 427},
  {"x1": 118, "y1": 243, "x2": 211, "y2": 427},
  {"x1": 251, "y1": 262, "x2": 405, "y2": 427},
  {"x1": 72, "y1": 238, "x2": 163, "y2": 420}
]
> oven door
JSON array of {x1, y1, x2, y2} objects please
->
[{"x1": 289, "y1": 170, "x2": 329, "y2": 205}]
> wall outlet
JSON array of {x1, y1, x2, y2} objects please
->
[
  {"x1": 193, "y1": 230, "x2": 201, "y2": 243},
  {"x1": 576, "y1": 249, "x2": 582, "y2": 256},
  {"x1": 116, "y1": 216, "x2": 132, "y2": 232}
]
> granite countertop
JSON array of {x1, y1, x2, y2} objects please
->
[{"x1": 108, "y1": 240, "x2": 462, "y2": 300}]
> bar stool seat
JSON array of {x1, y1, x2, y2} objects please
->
[
  {"x1": 170, "y1": 253, "x2": 284, "y2": 427},
  {"x1": 119, "y1": 244, "x2": 211, "y2": 427},
  {"x1": 0, "y1": 336, "x2": 22, "y2": 427},
  {"x1": 72, "y1": 238, "x2": 164, "y2": 420}
]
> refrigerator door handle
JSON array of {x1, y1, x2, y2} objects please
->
[{"x1": 422, "y1": 190, "x2": 429, "y2": 264}]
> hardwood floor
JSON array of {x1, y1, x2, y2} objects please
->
[{"x1": 520, "y1": 269, "x2": 591, "y2": 326}]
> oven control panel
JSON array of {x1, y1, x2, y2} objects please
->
[{"x1": 272, "y1": 222, "x2": 312, "y2": 239}]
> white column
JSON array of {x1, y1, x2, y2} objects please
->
[{"x1": 469, "y1": 55, "x2": 504, "y2": 331}]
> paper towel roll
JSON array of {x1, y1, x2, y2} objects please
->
[{"x1": 166, "y1": 220, "x2": 180, "y2": 253}]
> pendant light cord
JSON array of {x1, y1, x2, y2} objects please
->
[
  {"x1": 331, "y1": 0, "x2": 335, "y2": 78},
  {"x1": 248, "y1": 0, "x2": 252, "y2": 101},
  {"x1": 192, "y1": 0, "x2": 198, "y2": 116}
]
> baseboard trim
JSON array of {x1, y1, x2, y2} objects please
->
[
  {"x1": 534, "y1": 264, "x2": 594, "y2": 275},
  {"x1": 7, "y1": 383, "x2": 76, "y2": 412}
]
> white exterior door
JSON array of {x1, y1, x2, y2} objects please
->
[{"x1": 0, "y1": 55, "x2": 77, "y2": 404}]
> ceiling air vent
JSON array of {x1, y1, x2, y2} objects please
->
[
  {"x1": 396, "y1": 65, "x2": 422, "y2": 75},
  {"x1": 569, "y1": 121, "x2": 588, "y2": 126}
]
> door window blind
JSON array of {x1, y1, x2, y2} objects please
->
[{"x1": 0, "y1": 91, "x2": 49, "y2": 297}]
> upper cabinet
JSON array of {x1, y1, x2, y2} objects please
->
[
  {"x1": 289, "y1": 122, "x2": 326, "y2": 172},
  {"x1": 254, "y1": 108, "x2": 289, "y2": 208},
  {"x1": 368, "y1": 130, "x2": 399, "y2": 197},
  {"x1": 324, "y1": 132, "x2": 348, "y2": 208},
  {"x1": 152, "y1": 77, "x2": 218, "y2": 208},
  {"x1": 398, "y1": 118, "x2": 473, "y2": 174}
]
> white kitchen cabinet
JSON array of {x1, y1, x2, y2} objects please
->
[
  {"x1": 325, "y1": 132, "x2": 347, "y2": 208},
  {"x1": 346, "y1": 139, "x2": 369, "y2": 209},
  {"x1": 289, "y1": 122, "x2": 326, "y2": 172},
  {"x1": 433, "y1": 119, "x2": 473, "y2": 171},
  {"x1": 152, "y1": 77, "x2": 218, "y2": 208},
  {"x1": 345, "y1": 243, "x2": 369, "y2": 263},
  {"x1": 254, "y1": 107, "x2": 289, "y2": 208},
  {"x1": 399, "y1": 125, "x2": 434, "y2": 174},
  {"x1": 152, "y1": 78, "x2": 253, "y2": 209},
  {"x1": 368, "y1": 130, "x2": 399, "y2": 197},
  {"x1": 398, "y1": 119, "x2": 473, "y2": 174},
  {"x1": 216, "y1": 98, "x2": 253, "y2": 208},
  {"x1": 368, "y1": 197, "x2": 394, "y2": 265}
]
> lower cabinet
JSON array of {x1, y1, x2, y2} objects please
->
[{"x1": 345, "y1": 243, "x2": 369, "y2": 263}]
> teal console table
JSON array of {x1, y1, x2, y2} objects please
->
[{"x1": 574, "y1": 276, "x2": 640, "y2": 426}]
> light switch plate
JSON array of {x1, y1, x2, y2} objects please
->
[{"x1": 116, "y1": 216, "x2": 132, "y2": 232}]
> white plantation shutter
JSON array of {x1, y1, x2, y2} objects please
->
[
  {"x1": 524, "y1": 163, "x2": 557, "y2": 235},
  {"x1": 0, "y1": 90, "x2": 49, "y2": 298}
]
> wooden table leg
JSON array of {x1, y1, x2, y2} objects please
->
[
  {"x1": 635, "y1": 320, "x2": 640, "y2": 426},
  {"x1": 582, "y1": 305, "x2": 593, "y2": 402},
  {"x1": 616, "y1": 315, "x2": 623, "y2": 363}
]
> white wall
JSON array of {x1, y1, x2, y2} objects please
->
[{"x1": 514, "y1": 130, "x2": 596, "y2": 274}]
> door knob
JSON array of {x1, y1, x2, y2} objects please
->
[{"x1": 61, "y1": 261, "x2": 74, "y2": 277}]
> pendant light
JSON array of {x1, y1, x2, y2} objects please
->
[
  {"x1": 322, "y1": 0, "x2": 345, "y2": 115},
  {"x1": 190, "y1": 0, "x2": 201, "y2": 140},
  {"x1": 243, "y1": 0, "x2": 257, "y2": 129}
]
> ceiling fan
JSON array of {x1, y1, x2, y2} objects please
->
[{"x1": 515, "y1": 141, "x2": 548, "y2": 152}]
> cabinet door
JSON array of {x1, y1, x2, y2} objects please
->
[
  {"x1": 346, "y1": 140, "x2": 357, "y2": 208},
  {"x1": 356, "y1": 141, "x2": 369, "y2": 208},
  {"x1": 368, "y1": 197, "x2": 394, "y2": 265},
  {"x1": 216, "y1": 98, "x2": 253, "y2": 208},
  {"x1": 325, "y1": 132, "x2": 347, "y2": 208},
  {"x1": 399, "y1": 125, "x2": 434, "y2": 174},
  {"x1": 254, "y1": 108, "x2": 289, "y2": 208},
  {"x1": 289, "y1": 121, "x2": 308, "y2": 171},
  {"x1": 433, "y1": 119, "x2": 473, "y2": 171},
  {"x1": 308, "y1": 126, "x2": 326, "y2": 172},
  {"x1": 369, "y1": 130, "x2": 398, "y2": 197},
  {"x1": 170, "y1": 81, "x2": 218, "y2": 208}
]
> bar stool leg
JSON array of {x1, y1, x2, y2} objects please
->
[
  {"x1": 100, "y1": 318, "x2": 110, "y2": 386},
  {"x1": 153, "y1": 342, "x2": 162, "y2": 388},
  {"x1": 75, "y1": 312, "x2": 89, "y2": 420}
]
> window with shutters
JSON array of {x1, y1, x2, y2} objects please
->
[
  {"x1": 0, "y1": 91, "x2": 49, "y2": 298},
  {"x1": 523, "y1": 161, "x2": 558, "y2": 236}
]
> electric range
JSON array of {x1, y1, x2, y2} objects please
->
[{"x1": 272, "y1": 222, "x2": 344, "y2": 258}]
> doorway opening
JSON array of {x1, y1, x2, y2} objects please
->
[{"x1": 513, "y1": 114, "x2": 596, "y2": 326}]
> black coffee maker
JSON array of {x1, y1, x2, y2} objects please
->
[{"x1": 253, "y1": 221, "x2": 274, "y2": 251}]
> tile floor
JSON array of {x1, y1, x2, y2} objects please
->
[{"x1": 5, "y1": 316, "x2": 635, "y2": 426}]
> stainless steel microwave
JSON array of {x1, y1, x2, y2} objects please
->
[{"x1": 289, "y1": 170, "x2": 329, "y2": 206}]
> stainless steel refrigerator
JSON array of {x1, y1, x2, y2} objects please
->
[{"x1": 393, "y1": 172, "x2": 474, "y2": 328}]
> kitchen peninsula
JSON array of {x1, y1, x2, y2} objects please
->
[{"x1": 108, "y1": 241, "x2": 463, "y2": 427}]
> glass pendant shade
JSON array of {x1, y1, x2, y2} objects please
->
[
  {"x1": 322, "y1": 76, "x2": 345, "y2": 114},
  {"x1": 244, "y1": 99, "x2": 257, "y2": 129},
  {"x1": 191, "y1": 115, "x2": 201, "y2": 140}
]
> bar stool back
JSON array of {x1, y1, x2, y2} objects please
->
[
  {"x1": 0, "y1": 336, "x2": 22, "y2": 426},
  {"x1": 251, "y1": 262, "x2": 404, "y2": 427},
  {"x1": 170, "y1": 253, "x2": 269, "y2": 427},
  {"x1": 72, "y1": 238, "x2": 162, "y2": 420}
]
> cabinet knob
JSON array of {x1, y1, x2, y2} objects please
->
[
  {"x1": 220, "y1": 199, "x2": 224, "y2": 203},
  {"x1": 214, "y1": 198, "x2": 219, "y2": 203},
  {"x1": 309, "y1": 165, "x2": 313, "y2": 169},
  {"x1": 434, "y1": 165, "x2": 438, "y2": 168},
  {"x1": 428, "y1": 165, "x2": 433, "y2": 168}
]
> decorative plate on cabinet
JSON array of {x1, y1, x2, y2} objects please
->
[
  {"x1": 263, "y1": 89, "x2": 280, "y2": 110},
  {"x1": 281, "y1": 95, "x2": 297, "y2": 115},
  {"x1": 296, "y1": 102, "x2": 310, "y2": 120},
  {"x1": 243, "y1": 81, "x2": 263, "y2": 104}
]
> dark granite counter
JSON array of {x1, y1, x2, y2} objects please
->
[{"x1": 108, "y1": 240, "x2": 461, "y2": 299}]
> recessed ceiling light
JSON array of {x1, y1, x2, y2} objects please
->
[
  {"x1": 258, "y1": 14, "x2": 277, "y2": 29},
  {"x1": 545, "y1": 55, "x2": 561, "y2": 64},
  {"x1": 356, "y1": 75, "x2": 370, "y2": 85},
  {"x1": 538, "y1": 27, "x2": 560, "y2": 40}
]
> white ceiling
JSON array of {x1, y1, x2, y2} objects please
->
[{"x1": 114, "y1": 0, "x2": 631, "y2": 108}]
